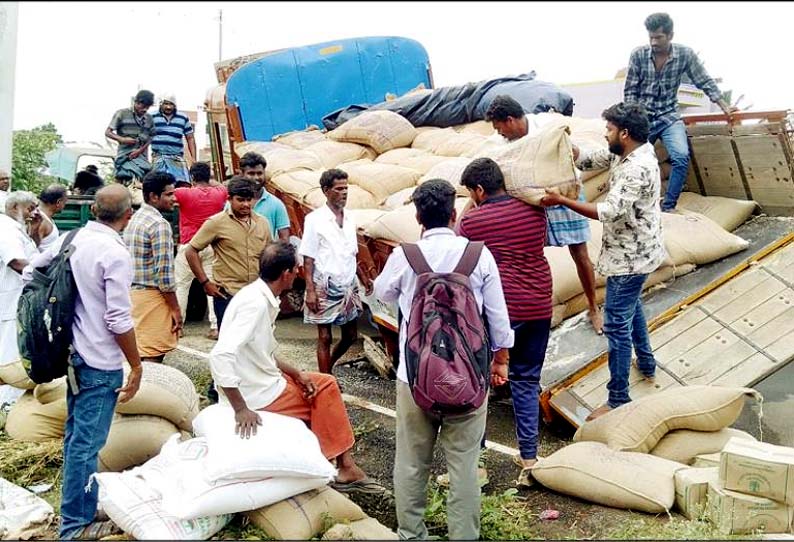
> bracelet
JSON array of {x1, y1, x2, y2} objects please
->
[{"x1": 200, "y1": 278, "x2": 210, "y2": 286}]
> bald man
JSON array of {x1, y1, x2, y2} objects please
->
[
  {"x1": 37, "y1": 184, "x2": 68, "y2": 252},
  {"x1": 0, "y1": 169, "x2": 9, "y2": 214}
]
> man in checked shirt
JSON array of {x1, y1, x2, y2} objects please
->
[{"x1": 624, "y1": 12, "x2": 737, "y2": 212}]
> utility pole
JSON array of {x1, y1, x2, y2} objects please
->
[
  {"x1": 0, "y1": 2, "x2": 19, "y2": 181},
  {"x1": 218, "y1": 9, "x2": 222, "y2": 62}
]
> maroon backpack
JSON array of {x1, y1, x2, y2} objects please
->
[{"x1": 402, "y1": 241, "x2": 491, "y2": 415}]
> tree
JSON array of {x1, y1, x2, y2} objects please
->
[{"x1": 11, "y1": 123, "x2": 64, "y2": 194}]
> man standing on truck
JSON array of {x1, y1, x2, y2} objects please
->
[
  {"x1": 541, "y1": 102, "x2": 665, "y2": 421},
  {"x1": 174, "y1": 162, "x2": 227, "y2": 340},
  {"x1": 151, "y1": 93, "x2": 196, "y2": 187},
  {"x1": 105, "y1": 89, "x2": 155, "y2": 184},
  {"x1": 624, "y1": 12, "x2": 736, "y2": 211},
  {"x1": 299, "y1": 169, "x2": 371, "y2": 375},
  {"x1": 239, "y1": 151, "x2": 291, "y2": 242},
  {"x1": 486, "y1": 95, "x2": 603, "y2": 335},
  {"x1": 35, "y1": 184, "x2": 68, "y2": 253},
  {"x1": 458, "y1": 157, "x2": 552, "y2": 488},
  {"x1": 124, "y1": 171, "x2": 182, "y2": 362}
]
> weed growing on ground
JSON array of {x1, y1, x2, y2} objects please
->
[
  {"x1": 211, "y1": 514, "x2": 273, "y2": 540},
  {"x1": 604, "y1": 512, "x2": 748, "y2": 540}
]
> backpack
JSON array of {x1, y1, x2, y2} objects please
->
[
  {"x1": 402, "y1": 241, "x2": 491, "y2": 415},
  {"x1": 17, "y1": 228, "x2": 81, "y2": 384}
]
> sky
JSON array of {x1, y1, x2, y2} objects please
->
[{"x1": 11, "y1": 1, "x2": 794, "y2": 150}]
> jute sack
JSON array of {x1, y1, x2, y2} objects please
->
[
  {"x1": 0, "y1": 360, "x2": 36, "y2": 390},
  {"x1": 115, "y1": 362, "x2": 199, "y2": 432},
  {"x1": 327, "y1": 110, "x2": 417, "y2": 154},
  {"x1": 234, "y1": 141, "x2": 323, "y2": 180},
  {"x1": 675, "y1": 192, "x2": 757, "y2": 232},
  {"x1": 98, "y1": 414, "x2": 180, "y2": 472},
  {"x1": 363, "y1": 198, "x2": 471, "y2": 243},
  {"x1": 5, "y1": 391, "x2": 66, "y2": 441},
  {"x1": 303, "y1": 185, "x2": 378, "y2": 210},
  {"x1": 662, "y1": 211, "x2": 749, "y2": 267},
  {"x1": 273, "y1": 127, "x2": 327, "y2": 150},
  {"x1": 461, "y1": 137, "x2": 506, "y2": 158},
  {"x1": 305, "y1": 140, "x2": 377, "y2": 169},
  {"x1": 322, "y1": 518, "x2": 398, "y2": 540},
  {"x1": 383, "y1": 186, "x2": 416, "y2": 210},
  {"x1": 651, "y1": 427, "x2": 756, "y2": 465},
  {"x1": 573, "y1": 385, "x2": 761, "y2": 453},
  {"x1": 476, "y1": 124, "x2": 579, "y2": 205},
  {"x1": 434, "y1": 132, "x2": 490, "y2": 157},
  {"x1": 418, "y1": 158, "x2": 475, "y2": 197},
  {"x1": 410, "y1": 127, "x2": 458, "y2": 154},
  {"x1": 531, "y1": 441, "x2": 683, "y2": 513},
  {"x1": 452, "y1": 120, "x2": 496, "y2": 137},
  {"x1": 374, "y1": 148, "x2": 448, "y2": 175},
  {"x1": 582, "y1": 169, "x2": 610, "y2": 202},
  {"x1": 270, "y1": 170, "x2": 321, "y2": 199},
  {"x1": 33, "y1": 376, "x2": 67, "y2": 404},
  {"x1": 246, "y1": 486, "x2": 367, "y2": 540},
  {"x1": 345, "y1": 209, "x2": 388, "y2": 230},
  {"x1": 338, "y1": 159, "x2": 421, "y2": 204}
]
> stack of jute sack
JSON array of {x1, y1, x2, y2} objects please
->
[
  {"x1": 529, "y1": 385, "x2": 762, "y2": 519},
  {"x1": 94, "y1": 405, "x2": 395, "y2": 540},
  {"x1": 2, "y1": 362, "x2": 199, "y2": 473}
]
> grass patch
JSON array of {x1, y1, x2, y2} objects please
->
[
  {"x1": 211, "y1": 514, "x2": 273, "y2": 540},
  {"x1": 0, "y1": 432, "x2": 63, "y2": 512},
  {"x1": 603, "y1": 513, "x2": 752, "y2": 540}
]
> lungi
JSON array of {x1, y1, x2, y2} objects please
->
[
  {"x1": 303, "y1": 272, "x2": 362, "y2": 326},
  {"x1": 545, "y1": 191, "x2": 591, "y2": 247},
  {"x1": 152, "y1": 154, "x2": 190, "y2": 185},
  {"x1": 131, "y1": 288, "x2": 178, "y2": 357}
]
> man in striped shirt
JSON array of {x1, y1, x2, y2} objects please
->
[
  {"x1": 151, "y1": 93, "x2": 196, "y2": 186},
  {"x1": 124, "y1": 171, "x2": 182, "y2": 362},
  {"x1": 458, "y1": 157, "x2": 552, "y2": 488}
]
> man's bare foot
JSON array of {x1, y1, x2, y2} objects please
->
[
  {"x1": 588, "y1": 308, "x2": 604, "y2": 335},
  {"x1": 206, "y1": 328, "x2": 219, "y2": 340},
  {"x1": 585, "y1": 403, "x2": 613, "y2": 421},
  {"x1": 335, "y1": 463, "x2": 367, "y2": 484}
]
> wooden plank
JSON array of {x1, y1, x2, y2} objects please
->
[
  {"x1": 654, "y1": 315, "x2": 724, "y2": 365},
  {"x1": 695, "y1": 267, "x2": 775, "y2": 314},
  {"x1": 649, "y1": 307, "x2": 708, "y2": 350},
  {"x1": 689, "y1": 136, "x2": 748, "y2": 199},
  {"x1": 746, "y1": 306, "x2": 794, "y2": 355},
  {"x1": 734, "y1": 135, "x2": 794, "y2": 209},
  {"x1": 731, "y1": 290, "x2": 794, "y2": 337},
  {"x1": 713, "y1": 352, "x2": 781, "y2": 388},
  {"x1": 662, "y1": 326, "x2": 751, "y2": 382},
  {"x1": 579, "y1": 367, "x2": 681, "y2": 410},
  {"x1": 765, "y1": 327, "x2": 794, "y2": 364},
  {"x1": 677, "y1": 339, "x2": 758, "y2": 386},
  {"x1": 548, "y1": 389, "x2": 591, "y2": 428},
  {"x1": 710, "y1": 275, "x2": 788, "y2": 324},
  {"x1": 760, "y1": 244, "x2": 794, "y2": 283}
]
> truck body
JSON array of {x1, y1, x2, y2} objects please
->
[{"x1": 204, "y1": 37, "x2": 794, "y2": 418}]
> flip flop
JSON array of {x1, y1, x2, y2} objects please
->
[
  {"x1": 69, "y1": 520, "x2": 122, "y2": 540},
  {"x1": 331, "y1": 477, "x2": 387, "y2": 496}
]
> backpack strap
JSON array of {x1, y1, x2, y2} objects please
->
[
  {"x1": 402, "y1": 243, "x2": 433, "y2": 275},
  {"x1": 453, "y1": 242, "x2": 484, "y2": 277},
  {"x1": 59, "y1": 228, "x2": 81, "y2": 258}
]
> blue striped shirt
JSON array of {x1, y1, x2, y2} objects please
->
[{"x1": 151, "y1": 111, "x2": 194, "y2": 156}]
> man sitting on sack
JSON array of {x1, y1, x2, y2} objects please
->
[{"x1": 209, "y1": 241, "x2": 383, "y2": 496}]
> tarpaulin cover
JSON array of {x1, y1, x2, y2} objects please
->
[{"x1": 322, "y1": 72, "x2": 574, "y2": 130}]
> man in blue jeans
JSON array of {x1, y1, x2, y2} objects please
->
[
  {"x1": 25, "y1": 184, "x2": 143, "y2": 539},
  {"x1": 541, "y1": 102, "x2": 667, "y2": 421},
  {"x1": 624, "y1": 12, "x2": 736, "y2": 211}
]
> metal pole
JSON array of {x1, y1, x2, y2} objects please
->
[
  {"x1": 218, "y1": 9, "x2": 222, "y2": 62},
  {"x1": 0, "y1": 2, "x2": 19, "y2": 182}
]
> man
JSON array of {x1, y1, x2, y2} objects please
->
[
  {"x1": 625, "y1": 12, "x2": 736, "y2": 211},
  {"x1": 459, "y1": 157, "x2": 553, "y2": 488},
  {"x1": 72, "y1": 169, "x2": 104, "y2": 196},
  {"x1": 299, "y1": 169, "x2": 371, "y2": 374},
  {"x1": 239, "y1": 151, "x2": 291, "y2": 241},
  {"x1": 24, "y1": 185, "x2": 142, "y2": 540},
  {"x1": 124, "y1": 171, "x2": 181, "y2": 362},
  {"x1": 36, "y1": 184, "x2": 68, "y2": 252},
  {"x1": 0, "y1": 169, "x2": 9, "y2": 213},
  {"x1": 186, "y1": 176, "x2": 271, "y2": 328},
  {"x1": 541, "y1": 102, "x2": 666, "y2": 421},
  {"x1": 374, "y1": 179, "x2": 514, "y2": 541},
  {"x1": 174, "y1": 162, "x2": 227, "y2": 340},
  {"x1": 105, "y1": 89, "x2": 155, "y2": 184},
  {"x1": 0, "y1": 192, "x2": 41, "y2": 370},
  {"x1": 151, "y1": 93, "x2": 196, "y2": 187},
  {"x1": 486, "y1": 95, "x2": 603, "y2": 334},
  {"x1": 211, "y1": 241, "x2": 381, "y2": 494}
]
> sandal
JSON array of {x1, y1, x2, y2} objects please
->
[
  {"x1": 68, "y1": 520, "x2": 122, "y2": 540},
  {"x1": 516, "y1": 467, "x2": 535, "y2": 489},
  {"x1": 331, "y1": 477, "x2": 387, "y2": 496}
]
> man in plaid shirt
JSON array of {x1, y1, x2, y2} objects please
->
[
  {"x1": 624, "y1": 12, "x2": 736, "y2": 211},
  {"x1": 124, "y1": 171, "x2": 182, "y2": 362}
]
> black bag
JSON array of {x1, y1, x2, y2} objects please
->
[{"x1": 17, "y1": 228, "x2": 81, "y2": 384}]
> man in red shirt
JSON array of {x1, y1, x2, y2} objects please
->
[
  {"x1": 458, "y1": 157, "x2": 553, "y2": 488},
  {"x1": 174, "y1": 161, "x2": 228, "y2": 339}
]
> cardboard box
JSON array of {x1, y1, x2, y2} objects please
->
[
  {"x1": 720, "y1": 437, "x2": 794, "y2": 504},
  {"x1": 693, "y1": 452, "x2": 721, "y2": 468},
  {"x1": 675, "y1": 467, "x2": 719, "y2": 519},
  {"x1": 707, "y1": 481, "x2": 793, "y2": 535}
]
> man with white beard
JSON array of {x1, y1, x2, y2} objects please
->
[
  {"x1": 0, "y1": 191, "x2": 41, "y2": 368},
  {"x1": 0, "y1": 170, "x2": 10, "y2": 213}
]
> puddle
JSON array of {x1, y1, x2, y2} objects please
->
[{"x1": 734, "y1": 361, "x2": 794, "y2": 446}]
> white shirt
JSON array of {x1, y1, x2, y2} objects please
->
[
  {"x1": 38, "y1": 212, "x2": 60, "y2": 253},
  {"x1": 0, "y1": 214, "x2": 38, "y2": 321},
  {"x1": 298, "y1": 204, "x2": 358, "y2": 285},
  {"x1": 373, "y1": 227, "x2": 514, "y2": 383},
  {"x1": 209, "y1": 278, "x2": 287, "y2": 410},
  {"x1": 0, "y1": 190, "x2": 8, "y2": 214}
]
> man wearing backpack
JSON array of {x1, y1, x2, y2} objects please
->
[
  {"x1": 373, "y1": 179, "x2": 514, "y2": 541},
  {"x1": 24, "y1": 184, "x2": 143, "y2": 540}
]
